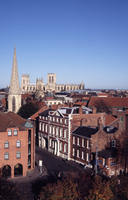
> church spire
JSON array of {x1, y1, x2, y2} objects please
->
[
  {"x1": 8, "y1": 48, "x2": 21, "y2": 113},
  {"x1": 9, "y1": 48, "x2": 21, "y2": 95}
]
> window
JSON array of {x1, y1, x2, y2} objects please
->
[
  {"x1": 4, "y1": 152, "x2": 9, "y2": 160},
  {"x1": 4, "y1": 141, "x2": 9, "y2": 149},
  {"x1": 8, "y1": 130, "x2": 12, "y2": 136},
  {"x1": 73, "y1": 136, "x2": 75, "y2": 145},
  {"x1": 64, "y1": 143, "x2": 67, "y2": 153},
  {"x1": 82, "y1": 139, "x2": 85, "y2": 147},
  {"x1": 42, "y1": 123, "x2": 45, "y2": 132},
  {"x1": 77, "y1": 150, "x2": 80, "y2": 158},
  {"x1": 53, "y1": 117, "x2": 55, "y2": 122},
  {"x1": 82, "y1": 151, "x2": 84, "y2": 160},
  {"x1": 56, "y1": 127, "x2": 59, "y2": 136},
  {"x1": 49, "y1": 139, "x2": 52, "y2": 147},
  {"x1": 16, "y1": 140, "x2": 21, "y2": 148},
  {"x1": 39, "y1": 123, "x2": 41, "y2": 131},
  {"x1": 73, "y1": 148, "x2": 75, "y2": 156},
  {"x1": 86, "y1": 153, "x2": 89, "y2": 162},
  {"x1": 64, "y1": 129, "x2": 67, "y2": 138},
  {"x1": 77, "y1": 138, "x2": 80, "y2": 146},
  {"x1": 60, "y1": 128, "x2": 63, "y2": 137},
  {"x1": 14, "y1": 129, "x2": 18, "y2": 136},
  {"x1": 45, "y1": 124, "x2": 48, "y2": 133},
  {"x1": 60, "y1": 118, "x2": 63, "y2": 123},
  {"x1": 111, "y1": 140, "x2": 116, "y2": 148},
  {"x1": 16, "y1": 152, "x2": 21, "y2": 159},
  {"x1": 60, "y1": 142, "x2": 63, "y2": 151},
  {"x1": 53, "y1": 126, "x2": 55, "y2": 135},
  {"x1": 49, "y1": 125, "x2": 52, "y2": 134},
  {"x1": 86, "y1": 140, "x2": 89, "y2": 149}
]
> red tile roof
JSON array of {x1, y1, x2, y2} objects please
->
[
  {"x1": 0, "y1": 112, "x2": 26, "y2": 131},
  {"x1": 88, "y1": 97, "x2": 128, "y2": 108}
]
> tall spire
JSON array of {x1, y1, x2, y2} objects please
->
[{"x1": 9, "y1": 48, "x2": 21, "y2": 95}]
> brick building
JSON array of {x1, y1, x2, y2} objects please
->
[{"x1": 0, "y1": 112, "x2": 35, "y2": 178}]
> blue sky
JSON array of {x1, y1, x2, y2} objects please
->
[{"x1": 0, "y1": 0, "x2": 128, "y2": 89}]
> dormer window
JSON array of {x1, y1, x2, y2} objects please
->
[{"x1": 8, "y1": 130, "x2": 12, "y2": 136}]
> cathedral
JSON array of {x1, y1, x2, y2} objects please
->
[
  {"x1": 21, "y1": 73, "x2": 85, "y2": 94},
  {"x1": 8, "y1": 49, "x2": 84, "y2": 113}
]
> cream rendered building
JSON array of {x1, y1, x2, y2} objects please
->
[
  {"x1": 21, "y1": 73, "x2": 84, "y2": 94},
  {"x1": 8, "y1": 48, "x2": 21, "y2": 113}
]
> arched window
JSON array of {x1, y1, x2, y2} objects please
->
[{"x1": 12, "y1": 96, "x2": 16, "y2": 112}]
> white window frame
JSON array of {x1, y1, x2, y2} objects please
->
[
  {"x1": 8, "y1": 130, "x2": 12, "y2": 136},
  {"x1": 59, "y1": 142, "x2": 63, "y2": 151},
  {"x1": 73, "y1": 136, "x2": 75, "y2": 145},
  {"x1": 64, "y1": 129, "x2": 67, "y2": 138},
  {"x1": 77, "y1": 149, "x2": 80, "y2": 158},
  {"x1": 4, "y1": 141, "x2": 9, "y2": 149},
  {"x1": 87, "y1": 140, "x2": 89, "y2": 149},
  {"x1": 16, "y1": 140, "x2": 21, "y2": 148},
  {"x1": 73, "y1": 148, "x2": 75, "y2": 156},
  {"x1": 14, "y1": 129, "x2": 18, "y2": 136},
  {"x1": 16, "y1": 152, "x2": 21, "y2": 159},
  {"x1": 86, "y1": 153, "x2": 89, "y2": 162},
  {"x1": 82, "y1": 139, "x2": 85, "y2": 147},
  {"x1": 4, "y1": 152, "x2": 9, "y2": 160},
  {"x1": 82, "y1": 151, "x2": 84, "y2": 160},
  {"x1": 64, "y1": 143, "x2": 67, "y2": 153},
  {"x1": 77, "y1": 137, "x2": 80, "y2": 146},
  {"x1": 60, "y1": 128, "x2": 63, "y2": 137}
]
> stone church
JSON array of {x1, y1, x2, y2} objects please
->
[
  {"x1": 21, "y1": 73, "x2": 85, "y2": 94},
  {"x1": 8, "y1": 48, "x2": 21, "y2": 113}
]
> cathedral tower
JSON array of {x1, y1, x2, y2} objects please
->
[{"x1": 8, "y1": 48, "x2": 21, "y2": 113}]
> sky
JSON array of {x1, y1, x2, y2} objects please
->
[{"x1": 0, "y1": 0, "x2": 128, "y2": 89}]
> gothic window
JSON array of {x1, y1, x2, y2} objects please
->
[
  {"x1": 12, "y1": 96, "x2": 16, "y2": 112},
  {"x1": 52, "y1": 76, "x2": 54, "y2": 83}
]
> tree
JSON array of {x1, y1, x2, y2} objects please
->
[
  {"x1": 0, "y1": 178, "x2": 21, "y2": 200},
  {"x1": 17, "y1": 102, "x2": 39, "y2": 119},
  {"x1": 85, "y1": 175, "x2": 114, "y2": 200},
  {"x1": 39, "y1": 176, "x2": 79, "y2": 200}
]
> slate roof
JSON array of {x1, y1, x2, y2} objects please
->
[
  {"x1": 72, "y1": 126, "x2": 98, "y2": 138},
  {"x1": 98, "y1": 149, "x2": 117, "y2": 158},
  {"x1": 0, "y1": 112, "x2": 26, "y2": 131}
]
